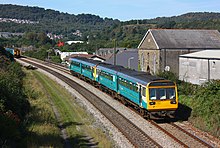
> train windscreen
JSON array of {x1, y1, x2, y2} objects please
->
[{"x1": 149, "y1": 88, "x2": 176, "y2": 100}]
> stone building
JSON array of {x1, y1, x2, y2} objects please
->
[{"x1": 138, "y1": 29, "x2": 220, "y2": 75}]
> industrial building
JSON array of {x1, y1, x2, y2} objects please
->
[{"x1": 179, "y1": 50, "x2": 220, "y2": 85}]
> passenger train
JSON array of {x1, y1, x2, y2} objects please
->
[
  {"x1": 69, "y1": 57, "x2": 178, "y2": 119},
  {"x1": 5, "y1": 48, "x2": 21, "y2": 58}
]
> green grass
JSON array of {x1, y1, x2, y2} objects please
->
[
  {"x1": 24, "y1": 69, "x2": 63, "y2": 147},
  {"x1": 24, "y1": 69, "x2": 113, "y2": 147}
]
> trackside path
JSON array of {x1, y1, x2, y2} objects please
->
[{"x1": 34, "y1": 72, "x2": 72, "y2": 148}]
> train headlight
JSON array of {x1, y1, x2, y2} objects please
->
[
  {"x1": 170, "y1": 100, "x2": 176, "y2": 104},
  {"x1": 149, "y1": 102, "x2": 156, "y2": 105}
]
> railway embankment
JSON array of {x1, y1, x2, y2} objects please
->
[{"x1": 23, "y1": 69, "x2": 114, "y2": 147}]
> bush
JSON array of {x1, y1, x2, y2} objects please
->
[
  {"x1": 178, "y1": 81, "x2": 198, "y2": 96},
  {"x1": 0, "y1": 60, "x2": 30, "y2": 147},
  {"x1": 157, "y1": 71, "x2": 180, "y2": 83},
  {"x1": 192, "y1": 80, "x2": 220, "y2": 133}
]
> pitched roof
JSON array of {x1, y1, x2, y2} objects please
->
[
  {"x1": 138, "y1": 29, "x2": 220, "y2": 49},
  {"x1": 179, "y1": 50, "x2": 220, "y2": 60}
]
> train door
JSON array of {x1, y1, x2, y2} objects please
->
[{"x1": 139, "y1": 85, "x2": 146, "y2": 107}]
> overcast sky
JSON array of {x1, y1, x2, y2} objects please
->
[{"x1": 1, "y1": 0, "x2": 220, "y2": 21}]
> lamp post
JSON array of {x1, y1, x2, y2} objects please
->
[{"x1": 128, "y1": 57, "x2": 134, "y2": 69}]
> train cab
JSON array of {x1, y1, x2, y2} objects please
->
[{"x1": 146, "y1": 80, "x2": 178, "y2": 117}]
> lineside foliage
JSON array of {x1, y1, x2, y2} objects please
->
[
  {"x1": 0, "y1": 46, "x2": 30, "y2": 147},
  {"x1": 158, "y1": 71, "x2": 220, "y2": 138}
]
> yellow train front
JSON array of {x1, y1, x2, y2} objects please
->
[
  {"x1": 14, "y1": 48, "x2": 21, "y2": 58},
  {"x1": 146, "y1": 80, "x2": 178, "y2": 118}
]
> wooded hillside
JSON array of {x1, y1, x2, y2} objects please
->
[{"x1": 1, "y1": 4, "x2": 220, "y2": 49}]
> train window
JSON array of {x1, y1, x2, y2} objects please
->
[
  {"x1": 82, "y1": 64, "x2": 91, "y2": 71},
  {"x1": 141, "y1": 87, "x2": 146, "y2": 97},
  {"x1": 71, "y1": 61, "x2": 80, "y2": 67},
  {"x1": 149, "y1": 88, "x2": 176, "y2": 100},
  {"x1": 150, "y1": 89, "x2": 156, "y2": 100},
  {"x1": 158, "y1": 89, "x2": 166, "y2": 100},
  {"x1": 100, "y1": 71, "x2": 113, "y2": 81},
  {"x1": 167, "y1": 88, "x2": 176, "y2": 99}
]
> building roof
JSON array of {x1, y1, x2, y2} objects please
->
[
  {"x1": 98, "y1": 48, "x2": 137, "y2": 51},
  {"x1": 138, "y1": 29, "x2": 220, "y2": 49},
  {"x1": 69, "y1": 57, "x2": 101, "y2": 66},
  {"x1": 64, "y1": 54, "x2": 105, "y2": 61},
  {"x1": 179, "y1": 50, "x2": 220, "y2": 60}
]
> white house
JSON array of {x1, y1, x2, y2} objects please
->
[
  {"x1": 179, "y1": 50, "x2": 220, "y2": 85},
  {"x1": 66, "y1": 41, "x2": 84, "y2": 45}
]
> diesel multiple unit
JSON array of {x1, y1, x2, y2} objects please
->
[{"x1": 69, "y1": 57, "x2": 178, "y2": 118}]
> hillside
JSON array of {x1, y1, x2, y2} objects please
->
[
  {"x1": 1, "y1": 4, "x2": 220, "y2": 49},
  {"x1": 0, "y1": 4, "x2": 120, "y2": 40}
]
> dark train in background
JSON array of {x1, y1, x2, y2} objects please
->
[
  {"x1": 69, "y1": 57, "x2": 178, "y2": 119},
  {"x1": 5, "y1": 47, "x2": 21, "y2": 58}
]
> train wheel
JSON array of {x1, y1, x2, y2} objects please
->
[
  {"x1": 122, "y1": 98, "x2": 128, "y2": 106},
  {"x1": 140, "y1": 108, "x2": 145, "y2": 117}
]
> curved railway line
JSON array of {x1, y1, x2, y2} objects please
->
[
  {"x1": 19, "y1": 57, "x2": 161, "y2": 148},
  {"x1": 18, "y1": 57, "x2": 215, "y2": 148}
]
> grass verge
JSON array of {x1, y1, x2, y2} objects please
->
[{"x1": 24, "y1": 69, "x2": 113, "y2": 147}]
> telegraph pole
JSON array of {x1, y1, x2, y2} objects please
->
[{"x1": 113, "y1": 39, "x2": 116, "y2": 65}]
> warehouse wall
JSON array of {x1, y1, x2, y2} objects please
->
[{"x1": 179, "y1": 58, "x2": 220, "y2": 85}]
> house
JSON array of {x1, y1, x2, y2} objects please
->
[
  {"x1": 138, "y1": 29, "x2": 220, "y2": 75},
  {"x1": 179, "y1": 50, "x2": 220, "y2": 85},
  {"x1": 66, "y1": 41, "x2": 84, "y2": 45},
  {"x1": 96, "y1": 48, "x2": 138, "y2": 70}
]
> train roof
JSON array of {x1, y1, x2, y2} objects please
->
[
  {"x1": 70, "y1": 57, "x2": 101, "y2": 66},
  {"x1": 70, "y1": 57, "x2": 165, "y2": 85},
  {"x1": 97, "y1": 63, "x2": 163, "y2": 85},
  {"x1": 117, "y1": 69, "x2": 164, "y2": 85},
  {"x1": 97, "y1": 63, "x2": 125, "y2": 74}
]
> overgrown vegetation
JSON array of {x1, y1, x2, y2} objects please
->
[
  {"x1": 158, "y1": 71, "x2": 220, "y2": 138},
  {"x1": 0, "y1": 46, "x2": 30, "y2": 147}
]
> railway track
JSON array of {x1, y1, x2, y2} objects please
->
[
  {"x1": 19, "y1": 58, "x2": 161, "y2": 148},
  {"x1": 19, "y1": 57, "x2": 215, "y2": 148},
  {"x1": 149, "y1": 120, "x2": 213, "y2": 148}
]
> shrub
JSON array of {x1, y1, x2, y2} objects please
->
[
  {"x1": 157, "y1": 71, "x2": 179, "y2": 83},
  {"x1": 0, "y1": 59, "x2": 30, "y2": 147}
]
